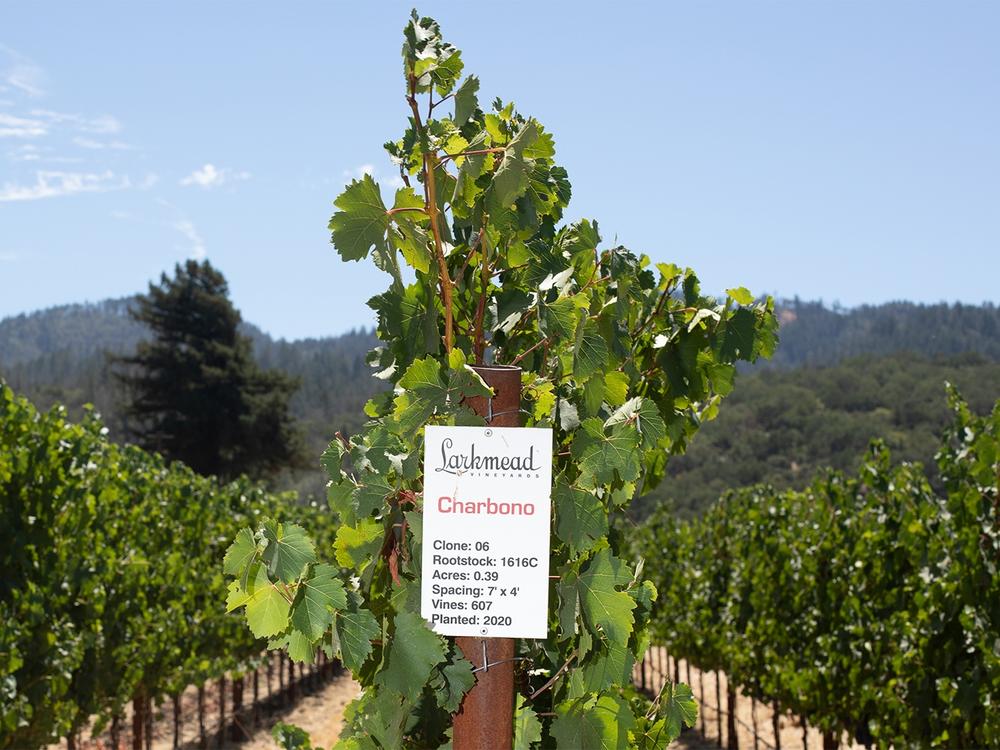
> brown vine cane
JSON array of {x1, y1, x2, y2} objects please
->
[{"x1": 453, "y1": 364, "x2": 523, "y2": 750}]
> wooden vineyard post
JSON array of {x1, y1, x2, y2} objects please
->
[{"x1": 452, "y1": 364, "x2": 521, "y2": 750}]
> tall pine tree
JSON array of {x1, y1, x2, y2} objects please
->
[{"x1": 116, "y1": 260, "x2": 301, "y2": 480}]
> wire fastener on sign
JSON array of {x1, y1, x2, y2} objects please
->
[{"x1": 470, "y1": 638, "x2": 533, "y2": 674}]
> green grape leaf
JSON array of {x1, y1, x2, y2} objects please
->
[
  {"x1": 540, "y1": 296, "x2": 583, "y2": 341},
  {"x1": 291, "y1": 563, "x2": 347, "y2": 641},
  {"x1": 225, "y1": 580, "x2": 251, "y2": 613},
  {"x1": 580, "y1": 640, "x2": 633, "y2": 691},
  {"x1": 720, "y1": 307, "x2": 757, "y2": 361},
  {"x1": 432, "y1": 649, "x2": 475, "y2": 713},
  {"x1": 262, "y1": 521, "x2": 316, "y2": 584},
  {"x1": 571, "y1": 418, "x2": 641, "y2": 488},
  {"x1": 287, "y1": 629, "x2": 316, "y2": 664},
  {"x1": 336, "y1": 600, "x2": 380, "y2": 673},
  {"x1": 605, "y1": 397, "x2": 665, "y2": 450},
  {"x1": 334, "y1": 518, "x2": 384, "y2": 571},
  {"x1": 555, "y1": 483, "x2": 607, "y2": 556},
  {"x1": 352, "y1": 472, "x2": 395, "y2": 517},
  {"x1": 389, "y1": 187, "x2": 431, "y2": 274},
  {"x1": 223, "y1": 527, "x2": 257, "y2": 576},
  {"x1": 551, "y1": 694, "x2": 635, "y2": 750},
  {"x1": 603, "y1": 371, "x2": 629, "y2": 408},
  {"x1": 725, "y1": 286, "x2": 754, "y2": 305},
  {"x1": 486, "y1": 119, "x2": 538, "y2": 214},
  {"x1": 244, "y1": 563, "x2": 292, "y2": 639},
  {"x1": 573, "y1": 320, "x2": 610, "y2": 380},
  {"x1": 661, "y1": 682, "x2": 698, "y2": 739},
  {"x1": 514, "y1": 694, "x2": 543, "y2": 750},
  {"x1": 329, "y1": 175, "x2": 389, "y2": 262},
  {"x1": 393, "y1": 356, "x2": 448, "y2": 433},
  {"x1": 376, "y1": 611, "x2": 446, "y2": 702},
  {"x1": 454, "y1": 75, "x2": 479, "y2": 126},
  {"x1": 576, "y1": 549, "x2": 636, "y2": 643}
]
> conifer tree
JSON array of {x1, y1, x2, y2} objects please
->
[{"x1": 116, "y1": 260, "x2": 301, "y2": 480}]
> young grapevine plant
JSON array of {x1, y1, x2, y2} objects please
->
[{"x1": 223, "y1": 12, "x2": 777, "y2": 749}]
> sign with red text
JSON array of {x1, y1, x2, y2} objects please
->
[{"x1": 420, "y1": 425, "x2": 553, "y2": 638}]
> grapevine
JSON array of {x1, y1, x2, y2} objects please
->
[
  {"x1": 639, "y1": 387, "x2": 1000, "y2": 749},
  {"x1": 223, "y1": 11, "x2": 777, "y2": 749}
]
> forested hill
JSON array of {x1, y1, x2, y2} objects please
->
[
  {"x1": 2, "y1": 297, "x2": 998, "y2": 507},
  {"x1": 640, "y1": 352, "x2": 1000, "y2": 518},
  {"x1": 764, "y1": 298, "x2": 1000, "y2": 367}
]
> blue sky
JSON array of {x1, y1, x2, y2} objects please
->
[{"x1": 1, "y1": 2, "x2": 997, "y2": 340}]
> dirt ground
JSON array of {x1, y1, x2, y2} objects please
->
[
  {"x1": 49, "y1": 646, "x2": 865, "y2": 750},
  {"x1": 237, "y1": 674, "x2": 360, "y2": 750},
  {"x1": 48, "y1": 656, "x2": 360, "y2": 750}
]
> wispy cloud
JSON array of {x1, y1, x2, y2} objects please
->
[
  {"x1": 0, "y1": 45, "x2": 45, "y2": 98},
  {"x1": 173, "y1": 219, "x2": 206, "y2": 259},
  {"x1": 0, "y1": 251, "x2": 19, "y2": 262},
  {"x1": 72, "y1": 136, "x2": 133, "y2": 150},
  {"x1": 0, "y1": 170, "x2": 131, "y2": 202},
  {"x1": 0, "y1": 112, "x2": 46, "y2": 137},
  {"x1": 30, "y1": 109, "x2": 121, "y2": 135},
  {"x1": 179, "y1": 163, "x2": 251, "y2": 189}
]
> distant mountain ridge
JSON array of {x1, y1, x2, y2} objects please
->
[
  {"x1": 2, "y1": 295, "x2": 998, "y2": 503},
  {"x1": 4, "y1": 296, "x2": 997, "y2": 372},
  {"x1": 762, "y1": 298, "x2": 1000, "y2": 367}
]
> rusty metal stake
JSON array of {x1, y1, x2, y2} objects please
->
[{"x1": 453, "y1": 364, "x2": 522, "y2": 750}]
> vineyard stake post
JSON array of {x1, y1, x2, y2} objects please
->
[{"x1": 453, "y1": 364, "x2": 522, "y2": 750}]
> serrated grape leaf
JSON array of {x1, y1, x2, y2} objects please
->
[
  {"x1": 531, "y1": 380, "x2": 556, "y2": 422},
  {"x1": 446, "y1": 358, "x2": 492, "y2": 401},
  {"x1": 486, "y1": 119, "x2": 538, "y2": 215},
  {"x1": 580, "y1": 638, "x2": 633, "y2": 692},
  {"x1": 225, "y1": 580, "x2": 251, "y2": 612},
  {"x1": 376, "y1": 611, "x2": 446, "y2": 702},
  {"x1": 389, "y1": 187, "x2": 432, "y2": 274},
  {"x1": 432, "y1": 649, "x2": 475, "y2": 713},
  {"x1": 290, "y1": 563, "x2": 347, "y2": 640},
  {"x1": 571, "y1": 418, "x2": 641, "y2": 488},
  {"x1": 333, "y1": 518, "x2": 383, "y2": 571},
  {"x1": 287, "y1": 629, "x2": 315, "y2": 664},
  {"x1": 555, "y1": 483, "x2": 607, "y2": 556},
  {"x1": 328, "y1": 478, "x2": 355, "y2": 520},
  {"x1": 557, "y1": 571, "x2": 581, "y2": 641},
  {"x1": 514, "y1": 694, "x2": 543, "y2": 750},
  {"x1": 329, "y1": 175, "x2": 389, "y2": 262},
  {"x1": 223, "y1": 527, "x2": 256, "y2": 576},
  {"x1": 661, "y1": 682, "x2": 698, "y2": 739},
  {"x1": 573, "y1": 320, "x2": 610, "y2": 380},
  {"x1": 726, "y1": 286, "x2": 754, "y2": 305},
  {"x1": 320, "y1": 437, "x2": 347, "y2": 478},
  {"x1": 243, "y1": 563, "x2": 292, "y2": 638},
  {"x1": 605, "y1": 397, "x2": 665, "y2": 450},
  {"x1": 540, "y1": 296, "x2": 582, "y2": 341},
  {"x1": 352, "y1": 472, "x2": 394, "y2": 517},
  {"x1": 720, "y1": 307, "x2": 756, "y2": 361},
  {"x1": 603, "y1": 371, "x2": 629, "y2": 408},
  {"x1": 551, "y1": 694, "x2": 635, "y2": 750},
  {"x1": 454, "y1": 75, "x2": 479, "y2": 126},
  {"x1": 577, "y1": 549, "x2": 636, "y2": 643},
  {"x1": 393, "y1": 356, "x2": 447, "y2": 433},
  {"x1": 336, "y1": 601, "x2": 380, "y2": 673},
  {"x1": 262, "y1": 521, "x2": 316, "y2": 584}
]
